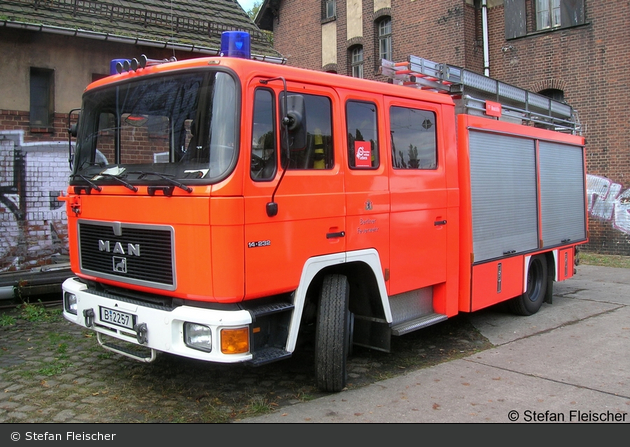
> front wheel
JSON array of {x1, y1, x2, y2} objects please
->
[
  {"x1": 508, "y1": 254, "x2": 548, "y2": 316},
  {"x1": 315, "y1": 274, "x2": 351, "y2": 392}
]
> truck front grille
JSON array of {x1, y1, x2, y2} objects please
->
[{"x1": 78, "y1": 221, "x2": 175, "y2": 290}]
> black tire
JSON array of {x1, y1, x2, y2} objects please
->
[
  {"x1": 315, "y1": 274, "x2": 351, "y2": 392},
  {"x1": 508, "y1": 255, "x2": 548, "y2": 316}
]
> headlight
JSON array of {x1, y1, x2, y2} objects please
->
[
  {"x1": 184, "y1": 323, "x2": 212, "y2": 352},
  {"x1": 64, "y1": 292, "x2": 77, "y2": 315}
]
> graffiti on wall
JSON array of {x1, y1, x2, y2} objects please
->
[
  {"x1": 0, "y1": 131, "x2": 69, "y2": 273},
  {"x1": 587, "y1": 174, "x2": 630, "y2": 235}
]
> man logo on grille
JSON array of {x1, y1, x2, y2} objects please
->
[
  {"x1": 99, "y1": 240, "x2": 141, "y2": 256},
  {"x1": 113, "y1": 257, "x2": 127, "y2": 273}
]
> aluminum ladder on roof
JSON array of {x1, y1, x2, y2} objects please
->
[{"x1": 379, "y1": 56, "x2": 581, "y2": 135}]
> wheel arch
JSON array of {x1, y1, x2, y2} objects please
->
[
  {"x1": 285, "y1": 249, "x2": 390, "y2": 353},
  {"x1": 542, "y1": 250, "x2": 555, "y2": 304},
  {"x1": 511, "y1": 252, "x2": 551, "y2": 316}
]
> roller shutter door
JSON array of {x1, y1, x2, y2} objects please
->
[
  {"x1": 539, "y1": 141, "x2": 587, "y2": 246},
  {"x1": 469, "y1": 130, "x2": 539, "y2": 262}
]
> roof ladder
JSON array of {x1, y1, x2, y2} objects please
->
[{"x1": 379, "y1": 56, "x2": 581, "y2": 135}]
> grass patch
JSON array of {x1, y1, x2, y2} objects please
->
[
  {"x1": 36, "y1": 360, "x2": 72, "y2": 377},
  {"x1": 296, "y1": 392, "x2": 317, "y2": 402},
  {"x1": 18, "y1": 301, "x2": 62, "y2": 323},
  {"x1": 243, "y1": 395, "x2": 276, "y2": 416},
  {"x1": 0, "y1": 313, "x2": 16, "y2": 326},
  {"x1": 579, "y1": 252, "x2": 630, "y2": 269},
  {"x1": 0, "y1": 302, "x2": 61, "y2": 327}
]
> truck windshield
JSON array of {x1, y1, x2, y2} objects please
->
[{"x1": 72, "y1": 70, "x2": 238, "y2": 187}]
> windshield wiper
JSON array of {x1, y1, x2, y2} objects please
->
[
  {"x1": 128, "y1": 171, "x2": 193, "y2": 193},
  {"x1": 69, "y1": 174, "x2": 102, "y2": 194},
  {"x1": 98, "y1": 173, "x2": 138, "y2": 192}
]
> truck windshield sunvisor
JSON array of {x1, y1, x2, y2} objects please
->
[{"x1": 71, "y1": 70, "x2": 239, "y2": 186}]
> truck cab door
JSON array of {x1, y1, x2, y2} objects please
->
[
  {"x1": 342, "y1": 97, "x2": 390, "y2": 287},
  {"x1": 243, "y1": 82, "x2": 345, "y2": 298},
  {"x1": 386, "y1": 97, "x2": 449, "y2": 296}
]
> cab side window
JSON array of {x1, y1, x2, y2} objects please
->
[
  {"x1": 286, "y1": 93, "x2": 334, "y2": 170},
  {"x1": 346, "y1": 101, "x2": 379, "y2": 169},
  {"x1": 390, "y1": 106, "x2": 437, "y2": 170},
  {"x1": 251, "y1": 88, "x2": 277, "y2": 181}
]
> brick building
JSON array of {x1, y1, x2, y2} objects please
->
[
  {"x1": 257, "y1": 0, "x2": 630, "y2": 256},
  {"x1": 0, "y1": 0, "x2": 278, "y2": 274}
]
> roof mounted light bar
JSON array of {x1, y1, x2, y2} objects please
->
[
  {"x1": 109, "y1": 32, "x2": 284, "y2": 75},
  {"x1": 111, "y1": 55, "x2": 178, "y2": 75}
]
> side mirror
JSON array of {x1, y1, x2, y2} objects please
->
[
  {"x1": 68, "y1": 123, "x2": 78, "y2": 138},
  {"x1": 280, "y1": 94, "x2": 307, "y2": 151},
  {"x1": 67, "y1": 108, "x2": 81, "y2": 170}
]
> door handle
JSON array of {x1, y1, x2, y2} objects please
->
[
  {"x1": 326, "y1": 231, "x2": 345, "y2": 239},
  {"x1": 434, "y1": 220, "x2": 447, "y2": 226}
]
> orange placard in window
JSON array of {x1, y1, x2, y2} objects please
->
[{"x1": 355, "y1": 141, "x2": 371, "y2": 167}]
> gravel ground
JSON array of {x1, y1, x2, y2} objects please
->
[{"x1": 0, "y1": 302, "x2": 492, "y2": 423}]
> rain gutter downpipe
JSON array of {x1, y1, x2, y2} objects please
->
[{"x1": 482, "y1": 0, "x2": 490, "y2": 77}]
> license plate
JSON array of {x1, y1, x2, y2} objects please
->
[{"x1": 99, "y1": 306, "x2": 135, "y2": 330}]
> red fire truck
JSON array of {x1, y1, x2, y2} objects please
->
[{"x1": 61, "y1": 32, "x2": 587, "y2": 392}]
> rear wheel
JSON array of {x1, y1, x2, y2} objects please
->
[
  {"x1": 315, "y1": 274, "x2": 351, "y2": 392},
  {"x1": 508, "y1": 254, "x2": 548, "y2": 316}
]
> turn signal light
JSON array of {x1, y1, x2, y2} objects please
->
[{"x1": 220, "y1": 327, "x2": 249, "y2": 354}]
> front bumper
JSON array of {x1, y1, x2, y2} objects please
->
[{"x1": 62, "y1": 277, "x2": 253, "y2": 363}]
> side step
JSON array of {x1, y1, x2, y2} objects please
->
[
  {"x1": 248, "y1": 301, "x2": 294, "y2": 319},
  {"x1": 244, "y1": 298, "x2": 295, "y2": 366},
  {"x1": 248, "y1": 347, "x2": 292, "y2": 366},
  {"x1": 391, "y1": 313, "x2": 448, "y2": 336}
]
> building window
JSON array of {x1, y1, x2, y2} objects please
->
[
  {"x1": 536, "y1": 0, "x2": 561, "y2": 30},
  {"x1": 350, "y1": 46, "x2": 364, "y2": 78},
  {"x1": 505, "y1": 0, "x2": 585, "y2": 38},
  {"x1": 378, "y1": 18, "x2": 392, "y2": 62},
  {"x1": 539, "y1": 88, "x2": 564, "y2": 102},
  {"x1": 30, "y1": 68, "x2": 54, "y2": 128},
  {"x1": 323, "y1": 0, "x2": 336, "y2": 20}
]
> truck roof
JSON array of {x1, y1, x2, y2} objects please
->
[{"x1": 86, "y1": 55, "x2": 456, "y2": 107}]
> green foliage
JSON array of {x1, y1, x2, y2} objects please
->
[
  {"x1": 246, "y1": 1, "x2": 263, "y2": 19},
  {"x1": 0, "y1": 313, "x2": 16, "y2": 326},
  {"x1": 19, "y1": 301, "x2": 61, "y2": 323},
  {"x1": 244, "y1": 1, "x2": 274, "y2": 45},
  {"x1": 580, "y1": 252, "x2": 630, "y2": 269},
  {"x1": 0, "y1": 301, "x2": 61, "y2": 327},
  {"x1": 36, "y1": 361, "x2": 71, "y2": 377},
  {"x1": 244, "y1": 395, "x2": 276, "y2": 416}
]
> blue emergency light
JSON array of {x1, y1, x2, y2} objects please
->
[
  {"x1": 110, "y1": 58, "x2": 130, "y2": 75},
  {"x1": 220, "y1": 31, "x2": 251, "y2": 59}
]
